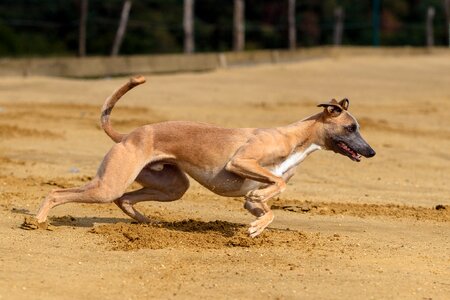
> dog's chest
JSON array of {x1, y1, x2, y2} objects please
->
[{"x1": 271, "y1": 144, "x2": 321, "y2": 176}]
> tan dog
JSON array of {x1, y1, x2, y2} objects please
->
[{"x1": 35, "y1": 76, "x2": 375, "y2": 237}]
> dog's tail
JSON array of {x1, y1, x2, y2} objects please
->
[{"x1": 100, "y1": 75, "x2": 146, "y2": 143}]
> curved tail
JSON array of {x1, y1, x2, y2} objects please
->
[{"x1": 100, "y1": 75, "x2": 146, "y2": 142}]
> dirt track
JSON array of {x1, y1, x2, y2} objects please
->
[{"x1": 0, "y1": 54, "x2": 449, "y2": 299}]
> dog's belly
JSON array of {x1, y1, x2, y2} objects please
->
[
  {"x1": 204, "y1": 177, "x2": 265, "y2": 197},
  {"x1": 181, "y1": 165, "x2": 265, "y2": 197},
  {"x1": 210, "y1": 177, "x2": 265, "y2": 197}
]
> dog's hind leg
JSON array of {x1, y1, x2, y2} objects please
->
[
  {"x1": 114, "y1": 164, "x2": 189, "y2": 223},
  {"x1": 35, "y1": 141, "x2": 152, "y2": 223}
]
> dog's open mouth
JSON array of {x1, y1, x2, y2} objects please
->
[{"x1": 337, "y1": 142, "x2": 361, "y2": 162}]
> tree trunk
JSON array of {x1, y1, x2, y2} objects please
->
[
  {"x1": 233, "y1": 0, "x2": 245, "y2": 52},
  {"x1": 183, "y1": 0, "x2": 195, "y2": 53},
  {"x1": 333, "y1": 6, "x2": 344, "y2": 46},
  {"x1": 78, "y1": 0, "x2": 88, "y2": 57},
  {"x1": 288, "y1": 0, "x2": 296, "y2": 50},
  {"x1": 111, "y1": 0, "x2": 132, "y2": 56},
  {"x1": 426, "y1": 6, "x2": 435, "y2": 47}
]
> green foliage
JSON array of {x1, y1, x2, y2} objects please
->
[{"x1": 0, "y1": 0, "x2": 448, "y2": 57}]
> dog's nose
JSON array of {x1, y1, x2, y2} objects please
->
[{"x1": 367, "y1": 148, "x2": 376, "y2": 157}]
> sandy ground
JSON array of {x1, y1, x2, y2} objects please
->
[{"x1": 0, "y1": 53, "x2": 449, "y2": 299}]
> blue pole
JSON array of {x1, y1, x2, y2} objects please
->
[{"x1": 372, "y1": 0, "x2": 381, "y2": 47}]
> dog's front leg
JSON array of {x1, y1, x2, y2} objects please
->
[
  {"x1": 243, "y1": 164, "x2": 297, "y2": 217},
  {"x1": 226, "y1": 157, "x2": 287, "y2": 201},
  {"x1": 226, "y1": 158, "x2": 286, "y2": 237}
]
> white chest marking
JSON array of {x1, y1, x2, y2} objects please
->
[{"x1": 272, "y1": 144, "x2": 321, "y2": 177}]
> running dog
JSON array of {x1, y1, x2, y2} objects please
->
[{"x1": 35, "y1": 76, "x2": 375, "y2": 237}]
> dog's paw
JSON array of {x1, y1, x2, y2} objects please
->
[
  {"x1": 20, "y1": 216, "x2": 52, "y2": 231},
  {"x1": 248, "y1": 211, "x2": 274, "y2": 238}
]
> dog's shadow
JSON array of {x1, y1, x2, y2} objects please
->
[
  {"x1": 49, "y1": 215, "x2": 132, "y2": 228},
  {"x1": 11, "y1": 208, "x2": 244, "y2": 236},
  {"x1": 11, "y1": 207, "x2": 33, "y2": 215},
  {"x1": 52, "y1": 215, "x2": 246, "y2": 237},
  {"x1": 13, "y1": 207, "x2": 287, "y2": 237},
  {"x1": 12, "y1": 207, "x2": 132, "y2": 228},
  {"x1": 153, "y1": 219, "x2": 245, "y2": 237}
]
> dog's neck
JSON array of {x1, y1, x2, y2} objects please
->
[{"x1": 279, "y1": 112, "x2": 325, "y2": 152}]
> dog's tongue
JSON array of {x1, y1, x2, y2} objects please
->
[{"x1": 339, "y1": 142, "x2": 361, "y2": 161}]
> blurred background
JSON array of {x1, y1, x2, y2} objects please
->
[
  {"x1": 0, "y1": 0, "x2": 449, "y2": 58},
  {"x1": 1, "y1": 1, "x2": 450, "y2": 299}
]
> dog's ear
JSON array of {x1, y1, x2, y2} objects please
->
[
  {"x1": 339, "y1": 98, "x2": 349, "y2": 110},
  {"x1": 317, "y1": 99, "x2": 343, "y2": 117}
]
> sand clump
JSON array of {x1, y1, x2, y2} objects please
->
[{"x1": 90, "y1": 219, "x2": 308, "y2": 251}]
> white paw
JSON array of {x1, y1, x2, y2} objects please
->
[{"x1": 247, "y1": 212, "x2": 274, "y2": 238}]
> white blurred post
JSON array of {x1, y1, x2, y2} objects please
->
[
  {"x1": 183, "y1": 0, "x2": 195, "y2": 54},
  {"x1": 78, "y1": 0, "x2": 88, "y2": 57},
  {"x1": 111, "y1": 0, "x2": 132, "y2": 56},
  {"x1": 288, "y1": 0, "x2": 296, "y2": 50},
  {"x1": 333, "y1": 6, "x2": 344, "y2": 46},
  {"x1": 233, "y1": 0, "x2": 245, "y2": 52},
  {"x1": 426, "y1": 6, "x2": 435, "y2": 48}
]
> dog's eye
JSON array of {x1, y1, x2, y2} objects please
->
[{"x1": 346, "y1": 124, "x2": 357, "y2": 133}]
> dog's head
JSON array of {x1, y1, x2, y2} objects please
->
[{"x1": 316, "y1": 98, "x2": 375, "y2": 162}]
